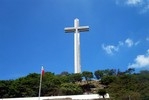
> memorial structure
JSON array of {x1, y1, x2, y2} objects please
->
[{"x1": 64, "y1": 18, "x2": 89, "y2": 73}]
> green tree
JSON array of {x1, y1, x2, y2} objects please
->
[
  {"x1": 98, "y1": 89, "x2": 107, "y2": 98},
  {"x1": 103, "y1": 69, "x2": 116, "y2": 76},
  {"x1": 94, "y1": 70, "x2": 104, "y2": 80},
  {"x1": 59, "y1": 71, "x2": 70, "y2": 76},
  {"x1": 1, "y1": 69, "x2": 149, "y2": 99},
  {"x1": 82, "y1": 71, "x2": 93, "y2": 83},
  {"x1": 69, "y1": 73, "x2": 82, "y2": 83},
  {"x1": 101, "y1": 76, "x2": 116, "y2": 85},
  {"x1": 125, "y1": 68, "x2": 135, "y2": 74},
  {"x1": 0, "y1": 80, "x2": 13, "y2": 98},
  {"x1": 10, "y1": 73, "x2": 39, "y2": 97},
  {"x1": 60, "y1": 83, "x2": 83, "y2": 95},
  {"x1": 59, "y1": 75, "x2": 70, "y2": 83},
  {"x1": 42, "y1": 72, "x2": 61, "y2": 96}
]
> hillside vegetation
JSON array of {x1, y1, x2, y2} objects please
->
[{"x1": 0, "y1": 69, "x2": 149, "y2": 100}]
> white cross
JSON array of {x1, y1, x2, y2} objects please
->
[{"x1": 64, "y1": 18, "x2": 89, "y2": 73}]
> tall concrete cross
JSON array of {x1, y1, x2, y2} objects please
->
[{"x1": 64, "y1": 18, "x2": 89, "y2": 73}]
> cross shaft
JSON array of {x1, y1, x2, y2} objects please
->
[{"x1": 64, "y1": 18, "x2": 89, "y2": 73}]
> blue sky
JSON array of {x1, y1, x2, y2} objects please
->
[{"x1": 0, "y1": 0, "x2": 149, "y2": 80}]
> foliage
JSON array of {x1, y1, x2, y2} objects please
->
[
  {"x1": 103, "y1": 69, "x2": 117, "y2": 76},
  {"x1": 97, "y1": 89, "x2": 107, "y2": 98},
  {"x1": 69, "y1": 73, "x2": 82, "y2": 83},
  {"x1": 59, "y1": 71, "x2": 70, "y2": 76},
  {"x1": 125, "y1": 68, "x2": 135, "y2": 74},
  {"x1": 60, "y1": 83, "x2": 83, "y2": 95},
  {"x1": 0, "y1": 80, "x2": 13, "y2": 98},
  {"x1": 0, "y1": 69, "x2": 149, "y2": 99},
  {"x1": 94, "y1": 69, "x2": 117, "y2": 80},
  {"x1": 101, "y1": 76, "x2": 116, "y2": 85},
  {"x1": 94, "y1": 70, "x2": 104, "y2": 80},
  {"x1": 9, "y1": 73, "x2": 39, "y2": 97},
  {"x1": 107, "y1": 70, "x2": 149, "y2": 100},
  {"x1": 82, "y1": 71, "x2": 93, "y2": 83}
]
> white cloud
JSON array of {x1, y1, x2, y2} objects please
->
[
  {"x1": 128, "y1": 49, "x2": 149, "y2": 68},
  {"x1": 147, "y1": 49, "x2": 149, "y2": 54},
  {"x1": 134, "y1": 41, "x2": 140, "y2": 46},
  {"x1": 118, "y1": 41, "x2": 124, "y2": 46},
  {"x1": 146, "y1": 37, "x2": 149, "y2": 41},
  {"x1": 102, "y1": 44, "x2": 119, "y2": 55},
  {"x1": 125, "y1": 38, "x2": 140, "y2": 47},
  {"x1": 140, "y1": 4, "x2": 149, "y2": 13},
  {"x1": 125, "y1": 38, "x2": 134, "y2": 47},
  {"x1": 102, "y1": 38, "x2": 140, "y2": 55},
  {"x1": 115, "y1": 0, "x2": 149, "y2": 13},
  {"x1": 126, "y1": 0, "x2": 142, "y2": 5}
]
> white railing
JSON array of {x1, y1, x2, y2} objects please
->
[{"x1": 0, "y1": 94, "x2": 110, "y2": 100}]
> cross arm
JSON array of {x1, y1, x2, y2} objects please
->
[
  {"x1": 64, "y1": 27, "x2": 76, "y2": 33},
  {"x1": 78, "y1": 26, "x2": 89, "y2": 32},
  {"x1": 64, "y1": 26, "x2": 89, "y2": 33}
]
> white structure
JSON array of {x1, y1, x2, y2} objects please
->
[
  {"x1": 0, "y1": 94, "x2": 110, "y2": 100},
  {"x1": 64, "y1": 18, "x2": 89, "y2": 73}
]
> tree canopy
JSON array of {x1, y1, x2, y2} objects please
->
[{"x1": 0, "y1": 69, "x2": 149, "y2": 100}]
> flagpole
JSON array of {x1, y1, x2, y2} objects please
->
[{"x1": 38, "y1": 66, "x2": 44, "y2": 100}]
